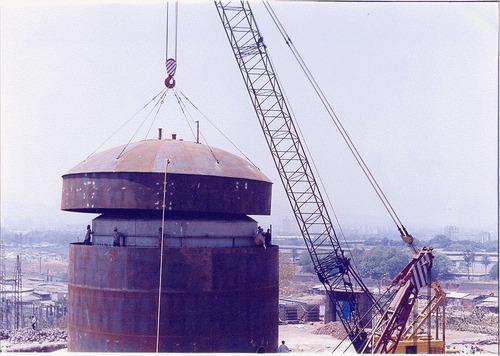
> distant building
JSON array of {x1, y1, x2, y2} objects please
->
[
  {"x1": 444, "y1": 225, "x2": 459, "y2": 241},
  {"x1": 478, "y1": 231, "x2": 491, "y2": 244}
]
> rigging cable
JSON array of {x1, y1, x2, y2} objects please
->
[
  {"x1": 165, "y1": 2, "x2": 169, "y2": 62},
  {"x1": 84, "y1": 88, "x2": 167, "y2": 161},
  {"x1": 173, "y1": 90, "x2": 197, "y2": 140},
  {"x1": 175, "y1": 2, "x2": 179, "y2": 61},
  {"x1": 164, "y1": 1, "x2": 178, "y2": 89},
  {"x1": 263, "y1": 2, "x2": 414, "y2": 244},
  {"x1": 156, "y1": 158, "x2": 170, "y2": 353},
  {"x1": 173, "y1": 90, "x2": 220, "y2": 163},
  {"x1": 165, "y1": 1, "x2": 179, "y2": 61},
  {"x1": 145, "y1": 91, "x2": 170, "y2": 139},
  {"x1": 177, "y1": 88, "x2": 260, "y2": 169},
  {"x1": 116, "y1": 88, "x2": 169, "y2": 159}
]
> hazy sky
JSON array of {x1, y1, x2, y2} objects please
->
[{"x1": 1, "y1": 1, "x2": 498, "y2": 235}]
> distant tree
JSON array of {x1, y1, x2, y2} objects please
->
[
  {"x1": 298, "y1": 251, "x2": 315, "y2": 274},
  {"x1": 481, "y1": 254, "x2": 490, "y2": 275},
  {"x1": 489, "y1": 262, "x2": 498, "y2": 280},
  {"x1": 431, "y1": 253, "x2": 454, "y2": 281},
  {"x1": 358, "y1": 246, "x2": 410, "y2": 280},
  {"x1": 350, "y1": 247, "x2": 366, "y2": 260},
  {"x1": 483, "y1": 240, "x2": 498, "y2": 252},
  {"x1": 446, "y1": 243, "x2": 465, "y2": 251},
  {"x1": 428, "y1": 234, "x2": 452, "y2": 248},
  {"x1": 463, "y1": 250, "x2": 476, "y2": 280},
  {"x1": 447, "y1": 241, "x2": 481, "y2": 252}
]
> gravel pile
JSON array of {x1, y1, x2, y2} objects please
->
[
  {"x1": 447, "y1": 311, "x2": 499, "y2": 336},
  {"x1": 313, "y1": 321, "x2": 347, "y2": 339},
  {"x1": 7, "y1": 328, "x2": 67, "y2": 344}
]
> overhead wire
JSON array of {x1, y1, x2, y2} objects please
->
[{"x1": 263, "y1": 1, "x2": 408, "y2": 237}]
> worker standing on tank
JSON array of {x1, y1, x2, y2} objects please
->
[
  {"x1": 112, "y1": 227, "x2": 122, "y2": 247},
  {"x1": 264, "y1": 228, "x2": 272, "y2": 247},
  {"x1": 31, "y1": 315, "x2": 37, "y2": 330},
  {"x1": 83, "y1": 225, "x2": 93, "y2": 245},
  {"x1": 255, "y1": 227, "x2": 266, "y2": 249}
]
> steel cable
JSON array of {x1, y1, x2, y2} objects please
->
[
  {"x1": 84, "y1": 88, "x2": 166, "y2": 161},
  {"x1": 271, "y1": 67, "x2": 362, "y2": 275},
  {"x1": 145, "y1": 91, "x2": 169, "y2": 139},
  {"x1": 173, "y1": 90, "x2": 220, "y2": 163},
  {"x1": 263, "y1": 1, "x2": 405, "y2": 232},
  {"x1": 177, "y1": 88, "x2": 260, "y2": 168},
  {"x1": 156, "y1": 158, "x2": 170, "y2": 353},
  {"x1": 165, "y1": 2, "x2": 169, "y2": 62},
  {"x1": 116, "y1": 89, "x2": 168, "y2": 159}
]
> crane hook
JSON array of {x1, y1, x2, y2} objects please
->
[
  {"x1": 164, "y1": 75, "x2": 176, "y2": 88},
  {"x1": 164, "y1": 58, "x2": 177, "y2": 88}
]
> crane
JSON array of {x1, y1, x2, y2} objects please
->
[
  {"x1": 397, "y1": 282, "x2": 446, "y2": 354},
  {"x1": 214, "y1": 1, "x2": 438, "y2": 353}
]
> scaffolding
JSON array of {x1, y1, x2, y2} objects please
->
[{"x1": 0, "y1": 249, "x2": 68, "y2": 331}]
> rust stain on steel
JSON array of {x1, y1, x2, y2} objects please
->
[
  {"x1": 61, "y1": 172, "x2": 271, "y2": 215},
  {"x1": 61, "y1": 140, "x2": 272, "y2": 215},
  {"x1": 68, "y1": 244, "x2": 279, "y2": 352},
  {"x1": 66, "y1": 139, "x2": 271, "y2": 182}
]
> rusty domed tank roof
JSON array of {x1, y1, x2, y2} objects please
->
[{"x1": 64, "y1": 139, "x2": 271, "y2": 183}]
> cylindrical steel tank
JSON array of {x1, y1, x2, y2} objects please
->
[
  {"x1": 68, "y1": 245, "x2": 278, "y2": 352},
  {"x1": 62, "y1": 139, "x2": 278, "y2": 353}
]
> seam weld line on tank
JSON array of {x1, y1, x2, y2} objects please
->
[
  {"x1": 68, "y1": 326, "x2": 263, "y2": 339},
  {"x1": 69, "y1": 284, "x2": 278, "y2": 294}
]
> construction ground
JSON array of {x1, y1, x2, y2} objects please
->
[{"x1": 0, "y1": 242, "x2": 498, "y2": 353}]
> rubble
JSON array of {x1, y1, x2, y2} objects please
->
[
  {"x1": 312, "y1": 321, "x2": 347, "y2": 339},
  {"x1": 447, "y1": 310, "x2": 499, "y2": 336},
  {"x1": 5, "y1": 327, "x2": 67, "y2": 344},
  {"x1": 3, "y1": 341, "x2": 67, "y2": 353},
  {"x1": 0, "y1": 329, "x2": 9, "y2": 340}
]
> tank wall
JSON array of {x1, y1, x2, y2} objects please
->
[
  {"x1": 68, "y1": 244, "x2": 279, "y2": 352},
  {"x1": 90, "y1": 215, "x2": 258, "y2": 247},
  {"x1": 62, "y1": 172, "x2": 272, "y2": 215}
]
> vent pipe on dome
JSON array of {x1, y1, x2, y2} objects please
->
[
  {"x1": 171, "y1": 134, "x2": 177, "y2": 140},
  {"x1": 158, "y1": 128, "x2": 162, "y2": 140}
]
